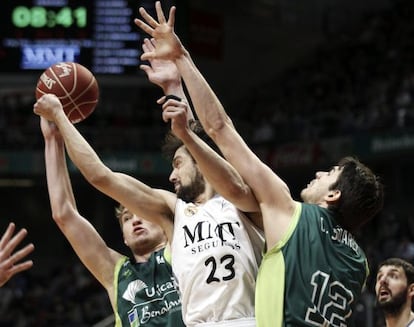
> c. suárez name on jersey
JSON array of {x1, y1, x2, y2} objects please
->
[{"x1": 320, "y1": 217, "x2": 359, "y2": 254}]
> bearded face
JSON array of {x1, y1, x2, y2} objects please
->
[
  {"x1": 170, "y1": 146, "x2": 206, "y2": 203},
  {"x1": 376, "y1": 287, "x2": 407, "y2": 315},
  {"x1": 375, "y1": 264, "x2": 412, "y2": 317},
  {"x1": 176, "y1": 166, "x2": 205, "y2": 203}
]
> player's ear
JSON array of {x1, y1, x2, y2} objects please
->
[
  {"x1": 325, "y1": 190, "x2": 341, "y2": 204},
  {"x1": 408, "y1": 283, "x2": 414, "y2": 299}
]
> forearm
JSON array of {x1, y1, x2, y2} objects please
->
[
  {"x1": 179, "y1": 130, "x2": 231, "y2": 184},
  {"x1": 175, "y1": 51, "x2": 234, "y2": 136},
  {"x1": 173, "y1": 49, "x2": 267, "y2": 206},
  {"x1": 44, "y1": 134, "x2": 76, "y2": 219},
  {"x1": 163, "y1": 78, "x2": 185, "y2": 98},
  {"x1": 162, "y1": 80, "x2": 195, "y2": 121},
  {"x1": 53, "y1": 111, "x2": 109, "y2": 185},
  {"x1": 179, "y1": 129, "x2": 259, "y2": 212}
]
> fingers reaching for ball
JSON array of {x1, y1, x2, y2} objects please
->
[{"x1": 33, "y1": 94, "x2": 65, "y2": 123}]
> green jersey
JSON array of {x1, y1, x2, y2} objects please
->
[
  {"x1": 256, "y1": 202, "x2": 368, "y2": 326},
  {"x1": 114, "y1": 248, "x2": 185, "y2": 327}
]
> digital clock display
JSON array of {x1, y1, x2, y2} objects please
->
[
  {"x1": 0, "y1": 0, "x2": 157, "y2": 75},
  {"x1": 12, "y1": 6, "x2": 87, "y2": 28}
]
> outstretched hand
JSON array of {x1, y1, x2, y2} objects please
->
[
  {"x1": 0, "y1": 223, "x2": 34, "y2": 287},
  {"x1": 134, "y1": 1, "x2": 184, "y2": 61},
  {"x1": 140, "y1": 38, "x2": 181, "y2": 92}
]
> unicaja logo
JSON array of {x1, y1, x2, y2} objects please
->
[{"x1": 123, "y1": 279, "x2": 148, "y2": 304}]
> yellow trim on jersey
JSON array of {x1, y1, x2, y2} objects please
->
[
  {"x1": 114, "y1": 256, "x2": 128, "y2": 327},
  {"x1": 164, "y1": 244, "x2": 172, "y2": 265},
  {"x1": 255, "y1": 202, "x2": 302, "y2": 327},
  {"x1": 362, "y1": 258, "x2": 370, "y2": 290}
]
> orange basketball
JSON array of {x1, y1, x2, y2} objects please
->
[{"x1": 35, "y1": 62, "x2": 99, "y2": 123}]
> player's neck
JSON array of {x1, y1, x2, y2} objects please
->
[
  {"x1": 134, "y1": 242, "x2": 166, "y2": 263},
  {"x1": 385, "y1": 309, "x2": 414, "y2": 327},
  {"x1": 193, "y1": 184, "x2": 216, "y2": 205}
]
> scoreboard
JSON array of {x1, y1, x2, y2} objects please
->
[{"x1": 0, "y1": 0, "x2": 159, "y2": 75}]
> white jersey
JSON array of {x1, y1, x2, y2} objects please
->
[{"x1": 171, "y1": 195, "x2": 264, "y2": 327}]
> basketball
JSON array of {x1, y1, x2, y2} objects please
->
[{"x1": 35, "y1": 62, "x2": 99, "y2": 123}]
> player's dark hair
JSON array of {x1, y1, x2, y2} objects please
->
[
  {"x1": 162, "y1": 119, "x2": 222, "y2": 162},
  {"x1": 378, "y1": 258, "x2": 414, "y2": 285},
  {"x1": 328, "y1": 156, "x2": 384, "y2": 232}
]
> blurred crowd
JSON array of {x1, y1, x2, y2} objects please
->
[
  {"x1": 0, "y1": 261, "x2": 112, "y2": 326},
  {"x1": 1, "y1": 0, "x2": 414, "y2": 326},
  {"x1": 243, "y1": 0, "x2": 414, "y2": 147}
]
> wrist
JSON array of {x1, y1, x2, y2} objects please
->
[
  {"x1": 165, "y1": 94, "x2": 182, "y2": 102},
  {"x1": 54, "y1": 108, "x2": 70, "y2": 125},
  {"x1": 163, "y1": 81, "x2": 185, "y2": 97},
  {"x1": 172, "y1": 45, "x2": 188, "y2": 63}
]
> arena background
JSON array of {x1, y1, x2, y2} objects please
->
[{"x1": 0, "y1": 0, "x2": 413, "y2": 325}]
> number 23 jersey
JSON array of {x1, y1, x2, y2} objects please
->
[{"x1": 172, "y1": 195, "x2": 264, "y2": 326}]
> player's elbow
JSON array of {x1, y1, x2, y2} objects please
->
[
  {"x1": 226, "y1": 181, "x2": 249, "y2": 199},
  {"x1": 51, "y1": 201, "x2": 76, "y2": 226},
  {"x1": 207, "y1": 116, "x2": 233, "y2": 140},
  {"x1": 84, "y1": 166, "x2": 113, "y2": 189},
  {"x1": 225, "y1": 181, "x2": 258, "y2": 208}
]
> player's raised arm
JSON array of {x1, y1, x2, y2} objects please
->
[
  {"x1": 41, "y1": 117, "x2": 184, "y2": 325},
  {"x1": 41, "y1": 116, "x2": 122, "y2": 290},
  {"x1": 135, "y1": 1, "x2": 293, "y2": 246},
  {"x1": 34, "y1": 94, "x2": 175, "y2": 241},
  {"x1": 140, "y1": 36, "x2": 261, "y2": 222},
  {"x1": 160, "y1": 97, "x2": 262, "y2": 227}
]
